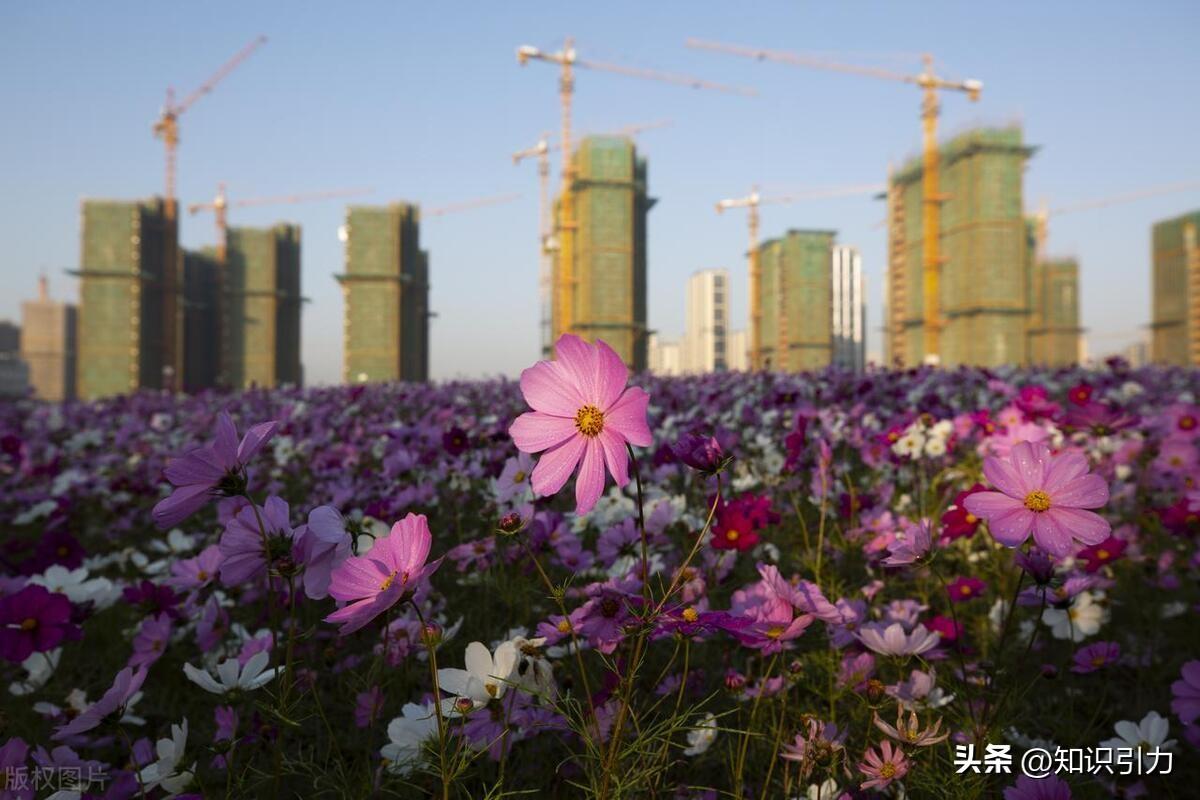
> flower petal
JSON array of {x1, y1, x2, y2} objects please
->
[
  {"x1": 1046, "y1": 507, "x2": 1110, "y2": 547},
  {"x1": 509, "y1": 412, "x2": 578, "y2": 454},
  {"x1": 593, "y1": 338, "x2": 629, "y2": 410},
  {"x1": 519, "y1": 359, "x2": 586, "y2": 416},
  {"x1": 603, "y1": 387, "x2": 652, "y2": 448},
  {"x1": 597, "y1": 429, "x2": 630, "y2": 489},
  {"x1": 1052, "y1": 474, "x2": 1110, "y2": 509},
  {"x1": 1032, "y1": 512, "x2": 1072, "y2": 558},
  {"x1": 530, "y1": 435, "x2": 586, "y2": 498},
  {"x1": 574, "y1": 438, "x2": 607, "y2": 515}
]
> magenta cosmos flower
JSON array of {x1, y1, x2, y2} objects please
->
[
  {"x1": 324, "y1": 513, "x2": 442, "y2": 635},
  {"x1": 963, "y1": 441, "x2": 1110, "y2": 558},
  {"x1": 509, "y1": 334, "x2": 652, "y2": 515},
  {"x1": 153, "y1": 412, "x2": 278, "y2": 529},
  {"x1": 53, "y1": 666, "x2": 147, "y2": 740},
  {"x1": 859, "y1": 740, "x2": 909, "y2": 791},
  {"x1": 0, "y1": 585, "x2": 81, "y2": 663}
]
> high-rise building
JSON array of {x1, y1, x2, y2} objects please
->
[
  {"x1": 1027, "y1": 257, "x2": 1082, "y2": 366},
  {"x1": 552, "y1": 136, "x2": 653, "y2": 370},
  {"x1": 182, "y1": 249, "x2": 221, "y2": 392},
  {"x1": 20, "y1": 276, "x2": 77, "y2": 401},
  {"x1": 726, "y1": 329, "x2": 749, "y2": 371},
  {"x1": 0, "y1": 321, "x2": 28, "y2": 399},
  {"x1": 758, "y1": 229, "x2": 834, "y2": 371},
  {"x1": 885, "y1": 127, "x2": 1034, "y2": 367},
  {"x1": 1150, "y1": 209, "x2": 1200, "y2": 366},
  {"x1": 831, "y1": 245, "x2": 866, "y2": 372},
  {"x1": 224, "y1": 225, "x2": 303, "y2": 389},
  {"x1": 75, "y1": 198, "x2": 175, "y2": 399},
  {"x1": 683, "y1": 269, "x2": 729, "y2": 373},
  {"x1": 647, "y1": 334, "x2": 683, "y2": 376},
  {"x1": 337, "y1": 204, "x2": 429, "y2": 383}
]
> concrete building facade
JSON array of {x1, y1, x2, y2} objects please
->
[
  {"x1": 647, "y1": 333, "x2": 683, "y2": 376},
  {"x1": 831, "y1": 245, "x2": 866, "y2": 372},
  {"x1": 20, "y1": 277, "x2": 77, "y2": 401},
  {"x1": 758, "y1": 229, "x2": 834, "y2": 372},
  {"x1": 684, "y1": 269, "x2": 729, "y2": 373},
  {"x1": 224, "y1": 225, "x2": 303, "y2": 389},
  {"x1": 1027, "y1": 257, "x2": 1082, "y2": 366},
  {"x1": 337, "y1": 204, "x2": 429, "y2": 383},
  {"x1": 182, "y1": 249, "x2": 221, "y2": 392}
]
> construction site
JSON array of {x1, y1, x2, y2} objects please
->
[{"x1": 3, "y1": 21, "x2": 1199, "y2": 399}]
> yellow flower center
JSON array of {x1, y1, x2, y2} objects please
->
[
  {"x1": 1181, "y1": 416, "x2": 1196, "y2": 430},
  {"x1": 380, "y1": 571, "x2": 399, "y2": 591},
  {"x1": 197, "y1": 570, "x2": 209, "y2": 581},
  {"x1": 556, "y1": 619, "x2": 572, "y2": 634},
  {"x1": 960, "y1": 585, "x2": 972, "y2": 595},
  {"x1": 726, "y1": 529, "x2": 740, "y2": 542},
  {"x1": 1023, "y1": 490, "x2": 1052, "y2": 513},
  {"x1": 20, "y1": 617, "x2": 37, "y2": 631},
  {"x1": 766, "y1": 625, "x2": 786, "y2": 639},
  {"x1": 1091, "y1": 655, "x2": 1106, "y2": 667},
  {"x1": 574, "y1": 405, "x2": 605, "y2": 438},
  {"x1": 880, "y1": 762, "x2": 896, "y2": 779},
  {"x1": 513, "y1": 470, "x2": 527, "y2": 484},
  {"x1": 485, "y1": 682, "x2": 499, "y2": 698},
  {"x1": 1096, "y1": 549, "x2": 1110, "y2": 561},
  {"x1": 965, "y1": 513, "x2": 978, "y2": 524},
  {"x1": 682, "y1": 607, "x2": 699, "y2": 623}
]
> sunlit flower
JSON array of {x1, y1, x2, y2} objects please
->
[
  {"x1": 1041, "y1": 591, "x2": 1107, "y2": 642},
  {"x1": 509, "y1": 334, "x2": 652, "y2": 515},
  {"x1": 964, "y1": 440, "x2": 1110, "y2": 557},
  {"x1": 873, "y1": 705, "x2": 948, "y2": 747},
  {"x1": 437, "y1": 640, "x2": 518, "y2": 710},
  {"x1": 324, "y1": 513, "x2": 442, "y2": 635},
  {"x1": 857, "y1": 622, "x2": 940, "y2": 657},
  {"x1": 858, "y1": 740, "x2": 909, "y2": 791}
]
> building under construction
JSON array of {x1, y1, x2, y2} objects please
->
[
  {"x1": 757, "y1": 229, "x2": 834, "y2": 371},
  {"x1": 1027, "y1": 254, "x2": 1082, "y2": 367},
  {"x1": 885, "y1": 127, "x2": 1035, "y2": 367},
  {"x1": 552, "y1": 135, "x2": 652, "y2": 370},
  {"x1": 75, "y1": 198, "x2": 176, "y2": 400},
  {"x1": 223, "y1": 225, "x2": 303, "y2": 389},
  {"x1": 182, "y1": 248, "x2": 221, "y2": 392},
  {"x1": 1150, "y1": 209, "x2": 1200, "y2": 366},
  {"x1": 337, "y1": 204, "x2": 429, "y2": 383}
]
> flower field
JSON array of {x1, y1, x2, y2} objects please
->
[{"x1": 2, "y1": 336, "x2": 1199, "y2": 799}]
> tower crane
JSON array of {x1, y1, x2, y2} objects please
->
[
  {"x1": 421, "y1": 193, "x2": 521, "y2": 219},
  {"x1": 689, "y1": 38, "x2": 981, "y2": 364},
  {"x1": 716, "y1": 183, "x2": 884, "y2": 370},
  {"x1": 153, "y1": 35, "x2": 267, "y2": 210},
  {"x1": 513, "y1": 119, "x2": 672, "y2": 357},
  {"x1": 516, "y1": 38, "x2": 755, "y2": 350}
]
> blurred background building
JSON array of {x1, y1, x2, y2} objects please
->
[
  {"x1": 337, "y1": 204, "x2": 430, "y2": 383},
  {"x1": 20, "y1": 276, "x2": 76, "y2": 401},
  {"x1": 1150, "y1": 209, "x2": 1200, "y2": 365},
  {"x1": 831, "y1": 244, "x2": 865, "y2": 371},
  {"x1": 0, "y1": 320, "x2": 28, "y2": 398},
  {"x1": 684, "y1": 268, "x2": 728, "y2": 373},
  {"x1": 758, "y1": 229, "x2": 835, "y2": 371},
  {"x1": 224, "y1": 224, "x2": 303, "y2": 389}
]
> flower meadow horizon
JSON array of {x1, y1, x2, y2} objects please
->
[{"x1": 2, "y1": 352, "x2": 1199, "y2": 797}]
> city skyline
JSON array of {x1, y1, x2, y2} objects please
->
[{"x1": 2, "y1": 2, "x2": 1198, "y2": 383}]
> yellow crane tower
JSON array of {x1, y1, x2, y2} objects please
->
[
  {"x1": 688, "y1": 38, "x2": 981, "y2": 364},
  {"x1": 716, "y1": 184, "x2": 885, "y2": 370},
  {"x1": 513, "y1": 120, "x2": 671, "y2": 357},
  {"x1": 516, "y1": 38, "x2": 754, "y2": 352}
]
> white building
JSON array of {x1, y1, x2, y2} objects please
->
[
  {"x1": 648, "y1": 334, "x2": 683, "y2": 376},
  {"x1": 831, "y1": 245, "x2": 866, "y2": 372},
  {"x1": 726, "y1": 329, "x2": 749, "y2": 371},
  {"x1": 683, "y1": 269, "x2": 728, "y2": 373}
]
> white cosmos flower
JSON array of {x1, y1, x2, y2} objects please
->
[
  {"x1": 1100, "y1": 711, "x2": 1176, "y2": 771},
  {"x1": 807, "y1": 778, "x2": 841, "y2": 800},
  {"x1": 437, "y1": 640, "x2": 518, "y2": 709},
  {"x1": 9, "y1": 648, "x2": 61, "y2": 697},
  {"x1": 138, "y1": 718, "x2": 194, "y2": 795},
  {"x1": 381, "y1": 702, "x2": 441, "y2": 775},
  {"x1": 1042, "y1": 591, "x2": 1108, "y2": 642},
  {"x1": 28, "y1": 566, "x2": 119, "y2": 609},
  {"x1": 182, "y1": 651, "x2": 282, "y2": 695},
  {"x1": 682, "y1": 712, "x2": 718, "y2": 757}
]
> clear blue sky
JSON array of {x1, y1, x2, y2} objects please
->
[{"x1": 2, "y1": 2, "x2": 1197, "y2": 382}]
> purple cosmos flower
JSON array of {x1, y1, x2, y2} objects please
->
[
  {"x1": 857, "y1": 622, "x2": 940, "y2": 657},
  {"x1": 153, "y1": 411, "x2": 279, "y2": 529},
  {"x1": 882, "y1": 519, "x2": 934, "y2": 566},
  {"x1": 324, "y1": 513, "x2": 442, "y2": 635},
  {"x1": 946, "y1": 576, "x2": 987, "y2": 603},
  {"x1": 964, "y1": 441, "x2": 1110, "y2": 557},
  {"x1": 671, "y1": 433, "x2": 727, "y2": 474},
  {"x1": 1071, "y1": 641, "x2": 1120, "y2": 674},
  {"x1": 0, "y1": 736, "x2": 32, "y2": 800},
  {"x1": 218, "y1": 496, "x2": 294, "y2": 587},
  {"x1": 1172, "y1": 660, "x2": 1200, "y2": 725},
  {"x1": 53, "y1": 666, "x2": 147, "y2": 740},
  {"x1": 293, "y1": 505, "x2": 352, "y2": 600},
  {"x1": 354, "y1": 686, "x2": 385, "y2": 728},
  {"x1": 656, "y1": 606, "x2": 750, "y2": 639},
  {"x1": 1003, "y1": 774, "x2": 1073, "y2": 800},
  {"x1": 128, "y1": 613, "x2": 173, "y2": 668},
  {"x1": 0, "y1": 585, "x2": 80, "y2": 663},
  {"x1": 166, "y1": 545, "x2": 222, "y2": 592},
  {"x1": 122, "y1": 579, "x2": 183, "y2": 620}
]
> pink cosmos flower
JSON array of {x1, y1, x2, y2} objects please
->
[
  {"x1": 509, "y1": 334, "x2": 652, "y2": 515},
  {"x1": 153, "y1": 412, "x2": 278, "y2": 529},
  {"x1": 324, "y1": 513, "x2": 442, "y2": 635},
  {"x1": 946, "y1": 576, "x2": 987, "y2": 603},
  {"x1": 53, "y1": 666, "x2": 147, "y2": 740},
  {"x1": 859, "y1": 739, "x2": 909, "y2": 791},
  {"x1": 964, "y1": 441, "x2": 1110, "y2": 558}
]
